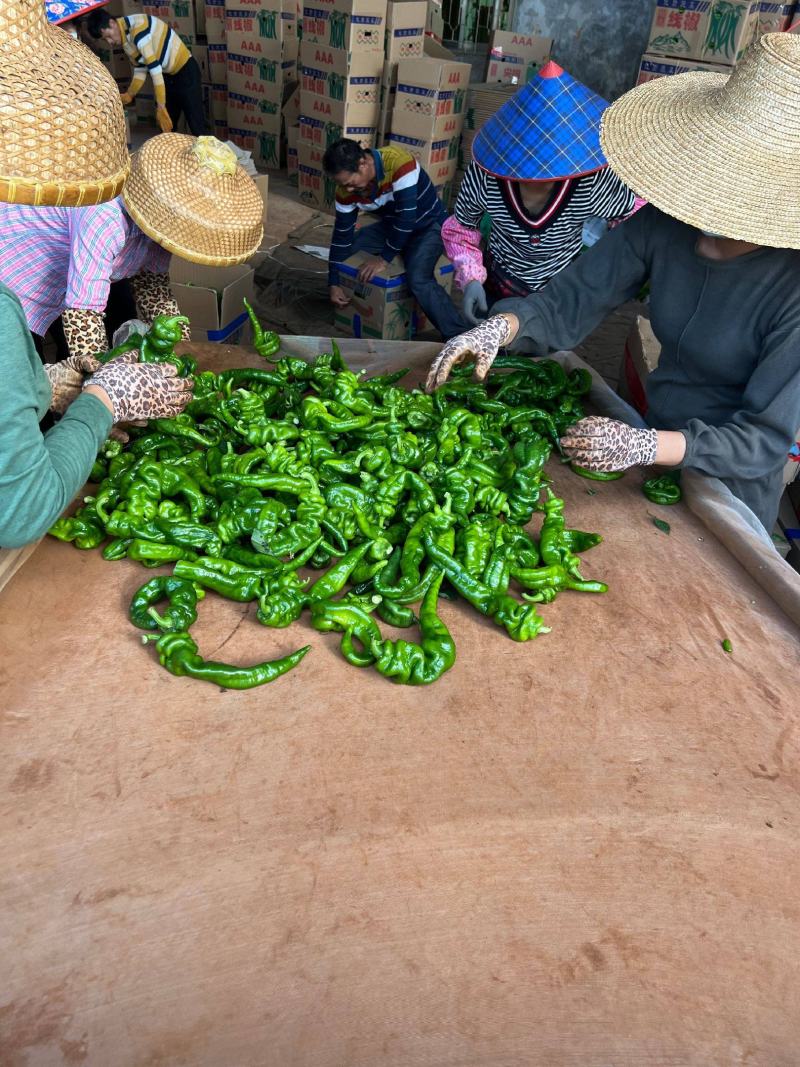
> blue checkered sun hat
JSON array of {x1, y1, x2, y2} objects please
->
[{"x1": 473, "y1": 62, "x2": 611, "y2": 181}]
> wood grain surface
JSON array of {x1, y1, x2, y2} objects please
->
[{"x1": 1, "y1": 341, "x2": 797, "y2": 1067}]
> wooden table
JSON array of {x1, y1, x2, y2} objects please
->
[{"x1": 1, "y1": 340, "x2": 798, "y2": 1066}]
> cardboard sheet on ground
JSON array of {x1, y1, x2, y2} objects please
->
[{"x1": 1, "y1": 340, "x2": 798, "y2": 1066}]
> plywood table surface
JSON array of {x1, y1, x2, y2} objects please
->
[{"x1": 1, "y1": 341, "x2": 798, "y2": 1066}]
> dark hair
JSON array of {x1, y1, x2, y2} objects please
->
[
  {"x1": 322, "y1": 138, "x2": 367, "y2": 177},
  {"x1": 86, "y1": 9, "x2": 115, "y2": 38}
]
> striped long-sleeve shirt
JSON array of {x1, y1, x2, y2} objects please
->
[
  {"x1": 0, "y1": 199, "x2": 171, "y2": 336},
  {"x1": 447, "y1": 161, "x2": 636, "y2": 293},
  {"x1": 117, "y1": 14, "x2": 190, "y2": 107},
  {"x1": 328, "y1": 147, "x2": 446, "y2": 286}
]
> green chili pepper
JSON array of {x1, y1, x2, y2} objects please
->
[
  {"x1": 571, "y1": 464, "x2": 625, "y2": 481},
  {"x1": 144, "y1": 630, "x2": 309, "y2": 689},
  {"x1": 642, "y1": 473, "x2": 682, "y2": 505},
  {"x1": 129, "y1": 576, "x2": 205, "y2": 632}
]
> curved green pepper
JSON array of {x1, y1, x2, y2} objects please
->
[{"x1": 144, "y1": 630, "x2": 310, "y2": 689}]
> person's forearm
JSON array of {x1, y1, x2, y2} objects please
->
[
  {"x1": 655, "y1": 430, "x2": 687, "y2": 467},
  {"x1": 0, "y1": 393, "x2": 112, "y2": 548},
  {"x1": 127, "y1": 69, "x2": 146, "y2": 98},
  {"x1": 149, "y1": 67, "x2": 167, "y2": 107}
]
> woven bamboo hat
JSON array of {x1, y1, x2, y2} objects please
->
[
  {"x1": 122, "y1": 135, "x2": 264, "y2": 266},
  {"x1": 600, "y1": 33, "x2": 800, "y2": 248},
  {"x1": 0, "y1": 0, "x2": 129, "y2": 206}
]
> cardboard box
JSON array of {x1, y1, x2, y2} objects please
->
[
  {"x1": 135, "y1": 90, "x2": 155, "y2": 122},
  {"x1": 299, "y1": 113, "x2": 378, "y2": 147},
  {"x1": 391, "y1": 55, "x2": 471, "y2": 139},
  {"x1": 385, "y1": 0, "x2": 426, "y2": 60},
  {"x1": 209, "y1": 82, "x2": 229, "y2": 120},
  {"x1": 287, "y1": 123, "x2": 299, "y2": 177},
  {"x1": 170, "y1": 259, "x2": 255, "y2": 344},
  {"x1": 228, "y1": 51, "x2": 296, "y2": 96},
  {"x1": 646, "y1": 0, "x2": 759, "y2": 63},
  {"x1": 213, "y1": 118, "x2": 230, "y2": 139},
  {"x1": 485, "y1": 30, "x2": 552, "y2": 84},
  {"x1": 791, "y1": 7, "x2": 800, "y2": 28},
  {"x1": 425, "y1": 0, "x2": 444, "y2": 42},
  {"x1": 205, "y1": 0, "x2": 227, "y2": 42},
  {"x1": 224, "y1": 0, "x2": 297, "y2": 57},
  {"x1": 142, "y1": 0, "x2": 196, "y2": 44},
  {"x1": 334, "y1": 251, "x2": 453, "y2": 339},
  {"x1": 388, "y1": 130, "x2": 459, "y2": 170},
  {"x1": 636, "y1": 51, "x2": 733, "y2": 83},
  {"x1": 227, "y1": 89, "x2": 284, "y2": 134},
  {"x1": 193, "y1": 43, "x2": 210, "y2": 81},
  {"x1": 302, "y1": 0, "x2": 387, "y2": 51},
  {"x1": 297, "y1": 144, "x2": 337, "y2": 213},
  {"x1": 756, "y1": 0, "x2": 795, "y2": 33},
  {"x1": 208, "y1": 42, "x2": 228, "y2": 81},
  {"x1": 282, "y1": 80, "x2": 301, "y2": 125}
]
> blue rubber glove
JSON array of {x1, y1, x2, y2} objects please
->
[{"x1": 462, "y1": 280, "x2": 489, "y2": 325}]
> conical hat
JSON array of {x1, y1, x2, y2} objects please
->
[
  {"x1": 122, "y1": 135, "x2": 265, "y2": 267},
  {"x1": 601, "y1": 33, "x2": 800, "y2": 248},
  {"x1": 472, "y1": 61, "x2": 610, "y2": 182},
  {"x1": 0, "y1": 0, "x2": 129, "y2": 206}
]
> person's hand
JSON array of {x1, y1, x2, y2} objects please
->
[
  {"x1": 357, "y1": 255, "x2": 387, "y2": 283},
  {"x1": 462, "y1": 280, "x2": 489, "y2": 325},
  {"x1": 83, "y1": 360, "x2": 193, "y2": 423},
  {"x1": 156, "y1": 105, "x2": 173, "y2": 133},
  {"x1": 425, "y1": 315, "x2": 513, "y2": 392},
  {"x1": 330, "y1": 285, "x2": 351, "y2": 308},
  {"x1": 45, "y1": 354, "x2": 103, "y2": 413},
  {"x1": 560, "y1": 416, "x2": 658, "y2": 472},
  {"x1": 120, "y1": 91, "x2": 134, "y2": 106},
  {"x1": 45, "y1": 362, "x2": 84, "y2": 414}
]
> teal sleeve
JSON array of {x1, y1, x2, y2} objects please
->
[
  {"x1": 493, "y1": 206, "x2": 651, "y2": 352},
  {"x1": 0, "y1": 290, "x2": 113, "y2": 548}
]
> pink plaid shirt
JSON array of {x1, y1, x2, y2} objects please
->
[{"x1": 0, "y1": 198, "x2": 171, "y2": 336}]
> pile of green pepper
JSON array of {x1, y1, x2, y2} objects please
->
[{"x1": 49, "y1": 309, "x2": 608, "y2": 689}]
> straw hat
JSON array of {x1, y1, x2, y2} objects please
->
[
  {"x1": 472, "y1": 61, "x2": 611, "y2": 182},
  {"x1": 600, "y1": 33, "x2": 800, "y2": 248},
  {"x1": 122, "y1": 135, "x2": 264, "y2": 266},
  {"x1": 0, "y1": 0, "x2": 129, "y2": 206}
]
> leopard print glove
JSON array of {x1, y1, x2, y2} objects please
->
[
  {"x1": 425, "y1": 315, "x2": 513, "y2": 392},
  {"x1": 44, "y1": 354, "x2": 103, "y2": 414},
  {"x1": 560, "y1": 416, "x2": 658, "y2": 473},
  {"x1": 61, "y1": 308, "x2": 109, "y2": 361},
  {"x1": 83, "y1": 360, "x2": 193, "y2": 423},
  {"x1": 132, "y1": 271, "x2": 191, "y2": 341}
]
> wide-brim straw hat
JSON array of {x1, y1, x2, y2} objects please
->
[
  {"x1": 472, "y1": 61, "x2": 610, "y2": 182},
  {"x1": 601, "y1": 32, "x2": 800, "y2": 248},
  {"x1": 0, "y1": 0, "x2": 129, "y2": 206},
  {"x1": 122, "y1": 135, "x2": 264, "y2": 266}
]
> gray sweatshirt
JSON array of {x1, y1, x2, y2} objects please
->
[{"x1": 494, "y1": 206, "x2": 800, "y2": 532}]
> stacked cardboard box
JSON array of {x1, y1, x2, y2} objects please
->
[
  {"x1": 636, "y1": 52, "x2": 735, "y2": 82},
  {"x1": 225, "y1": 0, "x2": 298, "y2": 168},
  {"x1": 298, "y1": 0, "x2": 388, "y2": 212},
  {"x1": 142, "y1": 0, "x2": 197, "y2": 44},
  {"x1": 457, "y1": 81, "x2": 515, "y2": 169},
  {"x1": 387, "y1": 52, "x2": 471, "y2": 205},
  {"x1": 425, "y1": 0, "x2": 444, "y2": 42},
  {"x1": 644, "y1": 0, "x2": 759, "y2": 66},
  {"x1": 377, "y1": 0, "x2": 427, "y2": 144},
  {"x1": 757, "y1": 0, "x2": 796, "y2": 32},
  {"x1": 484, "y1": 30, "x2": 552, "y2": 84}
]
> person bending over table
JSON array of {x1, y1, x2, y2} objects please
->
[
  {"x1": 0, "y1": 134, "x2": 262, "y2": 363},
  {"x1": 426, "y1": 34, "x2": 800, "y2": 534},
  {"x1": 442, "y1": 62, "x2": 635, "y2": 324}
]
